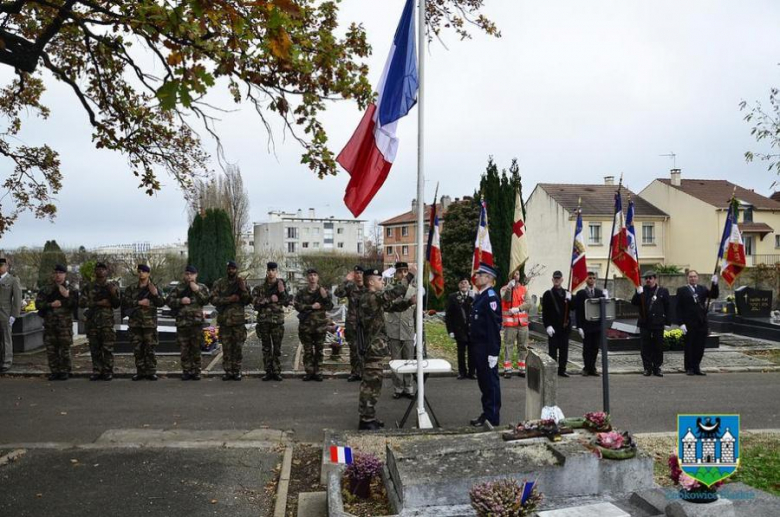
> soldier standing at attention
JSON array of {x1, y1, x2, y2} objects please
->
[
  {"x1": 469, "y1": 263, "x2": 503, "y2": 427},
  {"x1": 334, "y1": 265, "x2": 367, "y2": 382},
  {"x1": 385, "y1": 261, "x2": 417, "y2": 399},
  {"x1": 253, "y1": 261, "x2": 290, "y2": 382},
  {"x1": 357, "y1": 268, "x2": 414, "y2": 431},
  {"x1": 123, "y1": 264, "x2": 165, "y2": 381},
  {"x1": 632, "y1": 270, "x2": 670, "y2": 377},
  {"x1": 294, "y1": 268, "x2": 333, "y2": 382},
  {"x1": 35, "y1": 264, "x2": 78, "y2": 381},
  {"x1": 542, "y1": 270, "x2": 573, "y2": 378},
  {"x1": 167, "y1": 265, "x2": 210, "y2": 380},
  {"x1": 79, "y1": 262, "x2": 121, "y2": 381},
  {"x1": 0, "y1": 257, "x2": 23, "y2": 373},
  {"x1": 211, "y1": 261, "x2": 252, "y2": 381}
]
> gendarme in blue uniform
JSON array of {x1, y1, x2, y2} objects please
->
[{"x1": 470, "y1": 278, "x2": 503, "y2": 426}]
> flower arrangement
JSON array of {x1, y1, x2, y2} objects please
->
[
  {"x1": 668, "y1": 454, "x2": 722, "y2": 503},
  {"x1": 595, "y1": 430, "x2": 637, "y2": 459},
  {"x1": 469, "y1": 479, "x2": 541, "y2": 517},
  {"x1": 202, "y1": 326, "x2": 219, "y2": 351},
  {"x1": 663, "y1": 329, "x2": 684, "y2": 350},
  {"x1": 22, "y1": 300, "x2": 36, "y2": 313},
  {"x1": 344, "y1": 452, "x2": 384, "y2": 499},
  {"x1": 584, "y1": 411, "x2": 611, "y2": 432},
  {"x1": 596, "y1": 431, "x2": 624, "y2": 450}
]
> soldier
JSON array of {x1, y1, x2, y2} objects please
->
[
  {"x1": 122, "y1": 264, "x2": 165, "y2": 381},
  {"x1": 166, "y1": 265, "x2": 210, "y2": 380},
  {"x1": 334, "y1": 265, "x2": 367, "y2": 382},
  {"x1": 445, "y1": 275, "x2": 475, "y2": 380},
  {"x1": 385, "y1": 261, "x2": 416, "y2": 399},
  {"x1": 211, "y1": 261, "x2": 252, "y2": 381},
  {"x1": 499, "y1": 270, "x2": 532, "y2": 378},
  {"x1": 35, "y1": 264, "x2": 78, "y2": 380},
  {"x1": 357, "y1": 268, "x2": 415, "y2": 430},
  {"x1": 294, "y1": 268, "x2": 334, "y2": 381},
  {"x1": 573, "y1": 271, "x2": 607, "y2": 377},
  {"x1": 469, "y1": 263, "x2": 503, "y2": 427},
  {"x1": 632, "y1": 270, "x2": 671, "y2": 377},
  {"x1": 0, "y1": 257, "x2": 23, "y2": 373},
  {"x1": 79, "y1": 262, "x2": 121, "y2": 381},
  {"x1": 676, "y1": 270, "x2": 719, "y2": 376},
  {"x1": 252, "y1": 261, "x2": 290, "y2": 382},
  {"x1": 542, "y1": 270, "x2": 572, "y2": 378}
]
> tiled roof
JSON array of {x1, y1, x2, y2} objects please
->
[
  {"x1": 657, "y1": 179, "x2": 780, "y2": 210},
  {"x1": 380, "y1": 204, "x2": 443, "y2": 226},
  {"x1": 537, "y1": 184, "x2": 668, "y2": 217},
  {"x1": 738, "y1": 222, "x2": 774, "y2": 234}
]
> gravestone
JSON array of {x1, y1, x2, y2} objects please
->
[
  {"x1": 734, "y1": 286, "x2": 772, "y2": 318},
  {"x1": 614, "y1": 299, "x2": 640, "y2": 320},
  {"x1": 525, "y1": 349, "x2": 559, "y2": 420}
]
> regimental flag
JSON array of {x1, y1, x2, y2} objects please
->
[
  {"x1": 610, "y1": 190, "x2": 641, "y2": 286},
  {"x1": 472, "y1": 199, "x2": 494, "y2": 280},
  {"x1": 329, "y1": 445, "x2": 353, "y2": 465},
  {"x1": 426, "y1": 200, "x2": 444, "y2": 297},
  {"x1": 570, "y1": 208, "x2": 588, "y2": 291},
  {"x1": 719, "y1": 199, "x2": 746, "y2": 287},
  {"x1": 509, "y1": 188, "x2": 529, "y2": 278},
  {"x1": 337, "y1": 0, "x2": 418, "y2": 217},
  {"x1": 624, "y1": 198, "x2": 642, "y2": 287}
]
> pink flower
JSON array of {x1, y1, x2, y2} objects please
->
[
  {"x1": 680, "y1": 473, "x2": 701, "y2": 491},
  {"x1": 597, "y1": 431, "x2": 624, "y2": 450}
]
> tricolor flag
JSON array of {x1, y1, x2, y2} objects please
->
[
  {"x1": 337, "y1": 0, "x2": 418, "y2": 217},
  {"x1": 719, "y1": 199, "x2": 746, "y2": 287},
  {"x1": 426, "y1": 200, "x2": 444, "y2": 298},
  {"x1": 329, "y1": 445, "x2": 353, "y2": 465},
  {"x1": 509, "y1": 188, "x2": 529, "y2": 277},
  {"x1": 610, "y1": 190, "x2": 640, "y2": 286},
  {"x1": 623, "y1": 198, "x2": 642, "y2": 287},
  {"x1": 570, "y1": 208, "x2": 588, "y2": 291},
  {"x1": 334, "y1": 325, "x2": 345, "y2": 346},
  {"x1": 472, "y1": 199, "x2": 494, "y2": 280}
]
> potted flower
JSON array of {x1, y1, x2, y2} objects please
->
[
  {"x1": 595, "y1": 430, "x2": 637, "y2": 459},
  {"x1": 583, "y1": 411, "x2": 611, "y2": 432},
  {"x1": 202, "y1": 326, "x2": 219, "y2": 352},
  {"x1": 668, "y1": 454, "x2": 722, "y2": 504},
  {"x1": 344, "y1": 452, "x2": 383, "y2": 499},
  {"x1": 469, "y1": 479, "x2": 541, "y2": 517}
]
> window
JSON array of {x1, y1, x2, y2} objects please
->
[
  {"x1": 743, "y1": 206, "x2": 754, "y2": 223},
  {"x1": 775, "y1": 235, "x2": 780, "y2": 248},
  {"x1": 286, "y1": 227, "x2": 298, "y2": 239},
  {"x1": 337, "y1": 242, "x2": 344, "y2": 249},
  {"x1": 642, "y1": 223, "x2": 655, "y2": 245},
  {"x1": 313, "y1": 242, "x2": 320, "y2": 248},
  {"x1": 287, "y1": 272, "x2": 295, "y2": 281},
  {"x1": 337, "y1": 228, "x2": 344, "y2": 234},
  {"x1": 313, "y1": 228, "x2": 320, "y2": 234},
  {"x1": 402, "y1": 226, "x2": 409, "y2": 237},
  {"x1": 402, "y1": 245, "x2": 409, "y2": 256},
  {"x1": 744, "y1": 236, "x2": 754, "y2": 256},
  {"x1": 386, "y1": 246, "x2": 393, "y2": 256},
  {"x1": 302, "y1": 242, "x2": 309, "y2": 249},
  {"x1": 357, "y1": 242, "x2": 363, "y2": 254},
  {"x1": 588, "y1": 223, "x2": 602, "y2": 245},
  {"x1": 386, "y1": 227, "x2": 392, "y2": 238},
  {"x1": 287, "y1": 242, "x2": 297, "y2": 253}
]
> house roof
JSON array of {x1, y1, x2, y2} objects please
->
[
  {"x1": 738, "y1": 222, "x2": 774, "y2": 235},
  {"x1": 658, "y1": 179, "x2": 780, "y2": 210},
  {"x1": 380, "y1": 204, "x2": 443, "y2": 226},
  {"x1": 771, "y1": 192, "x2": 780, "y2": 202},
  {"x1": 537, "y1": 184, "x2": 668, "y2": 217}
]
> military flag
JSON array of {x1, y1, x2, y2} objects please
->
[
  {"x1": 472, "y1": 199, "x2": 494, "y2": 280},
  {"x1": 610, "y1": 190, "x2": 641, "y2": 286},
  {"x1": 509, "y1": 188, "x2": 529, "y2": 277},
  {"x1": 570, "y1": 207, "x2": 588, "y2": 291},
  {"x1": 719, "y1": 198, "x2": 746, "y2": 287},
  {"x1": 426, "y1": 197, "x2": 444, "y2": 297}
]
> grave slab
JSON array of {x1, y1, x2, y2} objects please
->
[{"x1": 538, "y1": 501, "x2": 630, "y2": 516}]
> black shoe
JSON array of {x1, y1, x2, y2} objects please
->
[
  {"x1": 273, "y1": 374, "x2": 283, "y2": 381},
  {"x1": 694, "y1": 370, "x2": 706, "y2": 376},
  {"x1": 302, "y1": 374, "x2": 313, "y2": 381},
  {"x1": 358, "y1": 420, "x2": 383, "y2": 431},
  {"x1": 191, "y1": 373, "x2": 201, "y2": 381},
  {"x1": 392, "y1": 392, "x2": 403, "y2": 399},
  {"x1": 147, "y1": 374, "x2": 158, "y2": 381},
  {"x1": 590, "y1": 370, "x2": 600, "y2": 377},
  {"x1": 558, "y1": 371, "x2": 570, "y2": 378},
  {"x1": 581, "y1": 369, "x2": 590, "y2": 377},
  {"x1": 686, "y1": 369, "x2": 695, "y2": 376},
  {"x1": 233, "y1": 373, "x2": 242, "y2": 381},
  {"x1": 314, "y1": 374, "x2": 324, "y2": 382},
  {"x1": 222, "y1": 373, "x2": 234, "y2": 381},
  {"x1": 467, "y1": 374, "x2": 477, "y2": 380},
  {"x1": 457, "y1": 374, "x2": 467, "y2": 380},
  {"x1": 132, "y1": 374, "x2": 144, "y2": 381},
  {"x1": 403, "y1": 392, "x2": 415, "y2": 400},
  {"x1": 59, "y1": 373, "x2": 70, "y2": 380},
  {"x1": 262, "y1": 373, "x2": 274, "y2": 381},
  {"x1": 517, "y1": 370, "x2": 526, "y2": 378},
  {"x1": 181, "y1": 373, "x2": 191, "y2": 381},
  {"x1": 347, "y1": 374, "x2": 360, "y2": 382},
  {"x1": 653, "y1": 369, "x2": 664, "y2": 377},
  {"x1": 470, "y1": 416, "x2": 486, "y2": 427},
  {"x1": 643, "y1": 369, "x2": 652, "y2": 377},
  {"x1": 101, "y1": 373, "x2": 113, "y2": 381},
  {"x1": 48, "y1": 373, "x2": 59, "y2": 381},
  {"x1": 89, "y1": 373, "x2": 101, "y2": 381}
]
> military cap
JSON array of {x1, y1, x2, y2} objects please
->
[
  {"x1": 226, "y1": 260, "x2": 238, "y2": 269},
  {"x1": 458, "y1": 274, "x2": 471, "y2": 282},
  {"x1": 476, "y1": 262, "x2": 498, "y2": 278},
  {"x1": 267, "y1": 262, "x2": 278, "y2": 270},
  {"x1": 185, "y1": 265, "x2": 198, "y2": 274},
  {"x1": 137, "y1": 264, "x2": 151, "y2": 273},
  {"x1": 364, "y1": 268, "x2": 382, "y2": 278},
  {"x1": 552, "y1": 270, "x2": 564, "y2": 279},
  {"x1": 54, "y1": 264, "x2": 67, "y2": 273},
  {"x1": 394, "y1": 261, "x2": 409, "y2": 269},
  {"x1": 95, "y1": 262, "x2": 108, "y2": 269},
  {"x1": 0, "y1": 258, "x2": 6, "y2": 265},
  {"x1": 305, "y1": 268, "x2": 318, "y2": 275},
  {"x1": 353, "y1": 265, "x2": 364, "y2": 273},
  {"x1": 643, "y1": 270, "x2": 657, "y2": 279}
]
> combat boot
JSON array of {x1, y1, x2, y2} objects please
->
[
  {"x1": 181, "y1": 372, "x2": 191, "y2": 381},
  {"x1": 89, "y1": 373, "x2": 101, "y2": 381},
  {"x1": 302, "y1": 374, "x2": 314, "y2": 381},
  {"x1": 147, "y1": 374, "x2": 158, "y2": 381},
  {"x1": 314, "y1": 374, "x2": 324, "y2": 382},
  {"x1": 222, "y1": 373, "x2": 234, "y2": 381},
  {"x1": 272, "y1": 374, "x2": 283, "y2": 381},
  {"x1": 358, "y1": 420, "x2": 382, "y2": 431},
  {"x1": 233, "y1": 373, "x2": 242, "y2": 381},
  {"x1": 262, "y1": 372, "x2": 274, "y2": 381},
  {"x1": 191, "y1": 373, "x2": 201, "y2": 381},
  {"x1": 102, "y1": 373, "x2": 113, "y2": 381},
  {"x1": 132, "y1": 374, "x2": 144, "y2": 381}
]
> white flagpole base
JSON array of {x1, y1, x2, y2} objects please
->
[{"x1": 417, "y1": 409, "x2": 433, "y2": 429}]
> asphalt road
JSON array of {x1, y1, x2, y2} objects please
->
[{"x1": 2, "y1": 372, "x2": 778, "y2": 444}]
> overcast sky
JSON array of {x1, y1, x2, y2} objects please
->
[{"x1": 2, "y1": 0, "x2": 779, "y2": 250}]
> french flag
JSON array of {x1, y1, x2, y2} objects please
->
[
  {"x1": 426, "y1": 201, "x2": 444, "y2": 298},
  {"x1": 472, "y1": 199, "x2": 494, "y2": 279},
  {"x1": 337, "y1": 0, "x2": 418, "y2": 217},
  {"x1": 610, "y1": 190, "x2": 640, "y2": 286},
  {"x1": 329, "y1": 445, "x2": 353, "y2": 465},
  {"x1": 570, "y1": 208, "x2": 588, "y2": 291}
]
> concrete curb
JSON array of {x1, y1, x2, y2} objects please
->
[
  {"x1": 273, "y1": 444, "x2": 294, "y2": 517},
  {"x1": 0, "y1": 449, "x2": 26, "y2": 466}
]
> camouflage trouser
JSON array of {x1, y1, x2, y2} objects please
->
[
  {"x1": 359, "y1": 354, "x2": 386, "y2": 422},
  {"x1": 389, "y1": 338, "x2": 415, "y2": 395},
  {"x1": 220, "y1": 325, "x2": 247, "y2": 374},
  {"x1": 177, "y1": 326, "x2": 203, "y2": 374},
  {"x1": 299, "y1": 329, "x2": 326, "y2": 375},
  {"x1": 502, "y1": 326, "x2": 529, "y2": 372},
  {"x1": 130, "y1": 327, "x2": 158, "y2": 375},
  {"x1": 87, "y1": 327, "x2": 115, "y2": 374},
  {"x1": 257, "y1": 322, "x2": 284, "y2": 375},
  {"x1": 44, "y1": 326, "x2": 73, "y2": 374},
  {"x1": 345, "y1": 326, "x2": 362, "y2": 377}
]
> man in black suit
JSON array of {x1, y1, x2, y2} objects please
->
[
  {"x1": 676, "y1": 270, "x2": 719, "y2": 376},
  {"x1": 631, "y1": 270, "x2": 671, "y2": 377},
  {"x1": 574, "y1": 271, "x2": 608, "y2": 377},
  {"x1": 542, "y1": 270, "x2": 572, "y2": 378},
  {"x1": 446, "y1": 275, "x2": 475, "y2": 379}
]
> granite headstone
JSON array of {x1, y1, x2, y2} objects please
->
[{"x1": 734, "y1": 286, "x2": 772, "y2": 318}]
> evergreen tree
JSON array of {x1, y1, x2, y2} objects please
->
[
  {"x1": 37, "y1": 240, "x2": 67, "y2": 288},
  {"x1": 187, "y1": 208, "x2": 235, "y2": 287},
  {"x1": 440, "y1": 198, "x2": 481, "y2": 295}
]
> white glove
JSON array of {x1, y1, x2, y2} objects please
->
[
  {"x1": 546, "y1": 326, "x2": 555, "y2": 337},
  {"x1": 680, "y1": 324, "x2": 687, "y2": 335},
  {"x1": 636, "y1": 286, "x2": 644, "y2": 295},
  {"x1": 565, "y1": 291, "x2": 572, "y2": 301},
  {"x1": 9, "y1": 316, "x2": 15, "y2": 326},
  {"x1": 711, "y1": 275, "x2": 718, "y2": 285},
  {"x1": 603, "y1": 290, "x2": 609, "y2": 299},
  {"x1": 509, "y1": 279, "x2": 516, "y2": 288},
  {"x1": 488, "y1": 356, "x2": 498, "y2": 369},
  {"x1": 510, "y1": 307, "x2": 520, "y2": 314},
  {"x1": 448, "y1": 332, "x2": 455, "y2": 339},
  {"x1": 578, "y1": 328, "x2": 585, "y2": 339}
]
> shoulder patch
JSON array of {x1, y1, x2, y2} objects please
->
[{"x1": 487, "y1": 289, "x2": 496, "y2": 297}]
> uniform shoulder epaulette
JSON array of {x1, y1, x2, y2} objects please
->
[{"x1": 487, "y1": 289, "x2": 496, "y2": 297}]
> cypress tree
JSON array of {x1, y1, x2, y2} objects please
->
[
  {"x1": 440, "y1": 198, "x2": 481, "y2": 295},
  {"x1": 187, "y1": 208, "x2": 234, "y2": 287}
]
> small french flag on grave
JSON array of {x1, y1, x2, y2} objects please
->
[{"x1": 330, "y1": 446, "x2": 353, "y2": 464}]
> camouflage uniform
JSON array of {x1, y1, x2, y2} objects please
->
[
  {"x1": 79, "y1": 280, "x2": 121, "y2": 375},
  {"x1": 252, "y1": 278, "x2": 290, "y2": 376},
  {"x1": 293, "y1": 286, "x2": 334, "y2": 376},
  {"x1": 210, "y1": 277, "x2": 252, "y2": 375},
  {"x1": 122, "y1": 281, "x2": 166, "y2": 375},
  {"x1": 166, "y1": 283, "x2": 210, "y2": 375},
  {"x1": 334, "y1": 280, "x2": 366, "y2": 377},
  {"x1": 357, "y1": 283, "x2": 413, "y2": 424},
  {"x1": 35, "y1": 283, "x2": 78, "y2": 375}
]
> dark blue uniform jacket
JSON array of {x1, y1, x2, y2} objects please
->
[{"x1": 469, "y1": 287, "x2": 503, "y2": 357}]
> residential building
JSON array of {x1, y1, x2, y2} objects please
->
[
  {"x1": 640, "y1": 169, "x2": 780, "y2": 271},
  {"x1": 379, "y1": 196, "x2": 454, "y2": 269},
  {"x1": 524, "y1": 178, "x2": 669, "y2": 301}
]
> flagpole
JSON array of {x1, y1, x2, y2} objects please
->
[
  {"x1": 415, "y1": 0, "x2": 432, "y2": 429},
  {"x1": 603, "y1": 175, "x2": 623, "y2": 291}
]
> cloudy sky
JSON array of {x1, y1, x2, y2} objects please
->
[{"x1": 2, "y1": 0, "x2": 779, "y2": 250}]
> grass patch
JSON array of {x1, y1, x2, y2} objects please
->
[
  {"x1": 743, "y1": 349, "x2": 780, "y2": 366},
  {"x1": 424, "y1": 320, "x2": 457, "y2": 365}
]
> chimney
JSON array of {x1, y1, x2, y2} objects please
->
[
  {"x1": 308, "y1": 208, "x2": 315, "y2": 218},
  {"x1": 296, "y1": 209, "x2": 302, "y2": 218},
  {"x1": 670, "y1": 169, "x2": 682, "y2": 187},
  {"x1": 411, "y1": 198, "x2": 417, "y2": 213},
  {"x1": 604, "y1": 176, "x2": 615, "y2": 186},
  {"x1": 441, "y1": 195, "x2": 452, "y2": 210}
]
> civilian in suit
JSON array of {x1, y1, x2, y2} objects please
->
[
  {"x1": 574, "y1": 271, "x2": 608, "y2": 376},
  {"x1": 676, "y1": 270, "x2": 719, "y2": 376},
  {"x1": 631, "y1": 270, "x2": 671, "y2": 377},
  {"x1": 445, "y1": 276, "x2": 475, "y2": 379},
  {"x1": 542, "y1": 270, "x2": 572, "y2": 378}
]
